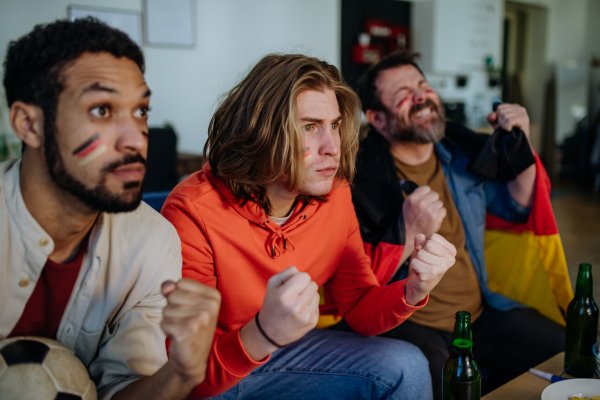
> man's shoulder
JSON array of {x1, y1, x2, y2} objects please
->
[
  {"x1": 328, "y1": 182, "x2": 351, "y2": 199},
  {"x1": 166, "y1": 170, "x2": 222, "y2": 208},
  {"x1": 107, "y1": 202, "x2": 180, "y2": 247},
  {"x1": 0, "y1": 159, "x2": 20, "y2": 187}
]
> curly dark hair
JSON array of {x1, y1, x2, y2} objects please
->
[
  {"x1": 356, "y1": 50, "x2": 424, "y2": 113},
  {"x1": 3, "y1": 17, "x2": 145, "y2": 147}
]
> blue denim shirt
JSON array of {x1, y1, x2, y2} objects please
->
[{"x1": 433, "y1": 141, "x2": 532, "y2": 311}]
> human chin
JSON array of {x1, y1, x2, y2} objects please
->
[{"x1": 389, "y1": 111, "x2": 445, "y2": 144}]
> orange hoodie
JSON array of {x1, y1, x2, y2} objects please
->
[{"x1": 161, "y1": 163, "x2": 427, "y2": 398}]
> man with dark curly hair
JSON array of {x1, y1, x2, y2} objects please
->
[{"x1": 0, "y1": 18, "x2": 220, "y2": 399}]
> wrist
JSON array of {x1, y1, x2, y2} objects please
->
[
  {"x1": 240, "y1": 317, "x2": 278, "y2": 361},
  {"x1": 164, "y1": 359, "x2": 205, "y2": 391},
  {"x1": 404, "y1": 278, "x2": 426, "y2": 306}
]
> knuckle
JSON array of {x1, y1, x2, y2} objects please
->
[
  {"x1": 206, "y1": 301, "x2": 220, "y2": 316},
  {"x1": 212, "y1": 289, "x2": 222, "y2": 303},
  {"x1": 280, "y1": 294, "x2": 294, "y2": 310},
  {"x1": 298, "y1": 272, "x2": 311, "y2": 281},
  {"x1": 160, "y1": 319, "x2": 169, "y2": 332}
]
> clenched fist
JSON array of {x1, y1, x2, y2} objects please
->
[
  {"x1": 161, "y1": 279, "x2": 221, "y2": 385},
  {"x1": 258, "y1": 266, "x2": 320, "y2": 345},
  {"x1": 486, "y1": 103, "x2": 530, "y2": 138},
  {"x1": 403, "y1": 185, "x2": 446, "y2": 241},
  {"x1": 405, "y1": 233, "x2": 456, "y2": 305},
  {"x1": 241, "y1": 266, "x2": 320, "y2": 361}
]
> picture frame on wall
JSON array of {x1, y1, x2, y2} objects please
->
[
  {"x1": 68, "y1": 5, "x2": 143, "y2": 46},
  {"x1": 143, "y1": 0, "x2": 195, "y2": 48}
]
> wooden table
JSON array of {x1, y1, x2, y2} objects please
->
[{"x1": 483, "y1": 352, "x2": 567, "y2": 399}]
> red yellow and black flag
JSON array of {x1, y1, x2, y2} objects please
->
[{"x1": 485, "y1": 154, "x2": 573, "y2": 326}]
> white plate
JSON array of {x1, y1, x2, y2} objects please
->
[{"x1": 541, "y1": 379, "x2": 600, "y2": 400}]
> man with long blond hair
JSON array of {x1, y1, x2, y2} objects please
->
[{"x1": 162, "y1": 54, "x2": 456, "y2": 399}]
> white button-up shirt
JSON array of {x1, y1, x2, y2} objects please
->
[{"x1": 0, "y1": 159, "x2": 182, "y2": 399}]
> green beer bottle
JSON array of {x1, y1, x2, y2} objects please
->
[
  {"x1": 565, "y1": 263, "x2": 599, "y2": 377},
  {"x1": 443, "y1": 311, "x2": 481, "y2": 400}
]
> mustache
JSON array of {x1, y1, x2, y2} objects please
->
[
  {"x1": 409, "y1": 100, "x2": 441, "y2": 118},
  {"x1": 102, "y1": 153, "x2": 147, "y2": 174}
]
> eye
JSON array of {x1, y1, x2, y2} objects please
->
[
  {"x1": 90, "y1": 105, "x2": 110, "y2": 118},
  {"x1": 331, "y1": 123, "x2": 339, "y2": 130},
  {"x1": 134, "y1": 106, "x2": 150, "y2": 118},
  {"x1": 303, "y1": 124, "x2": 313, "y2": 132}
]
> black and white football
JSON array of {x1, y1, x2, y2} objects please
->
[{"x1": 0, "y1": 336, "x2": 96, "y2": 400}]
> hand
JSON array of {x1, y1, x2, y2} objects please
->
[
  {"x1": 402, "y1": 185, "x2": 446, "y2": 242},
  {"x1": 405, "y1": 233, "x2": 456, "y2": 305},
  {"x1": 486, "y1": 103, "x2": 530, "y2": 138},
  {"x1": 161, "y1": 279, "x2": 221, "y2": 386},
  {"x1": 257, "y1": 266, "x2": 320, "y2": 347}
]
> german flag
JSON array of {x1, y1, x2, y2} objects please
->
[{"x1": 484, "y1": 154, "x2": 573, "y2": 326}]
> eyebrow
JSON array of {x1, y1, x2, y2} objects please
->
[
  {"x1": 79, "y1": 83, "x2": 152, "y2": 99},
  {"x1": 300, "y1": 115, "x2": 342, "y2": 124},
  {"x1": 80, "y1": 82, "x2": 118, "y2": 98}
]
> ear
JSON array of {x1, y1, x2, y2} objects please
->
[
  {"x1": 10, "y1": 101, "x2": 45, "y2": 149},
  {"x1": 365, "y1": 109, "x2": 388, "y2": 135}
]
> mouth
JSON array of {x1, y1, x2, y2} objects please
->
[
  {"x1": 316, "y1": 166, "x2": 338, "y2": 177},
  {"x1": 412, "y1": 107, "x2": 433, "y2": 121},
  {"x1": 109, "y1": 162, "x2": 146, "y2": 181}
]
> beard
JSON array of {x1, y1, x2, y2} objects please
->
[
  {"x1": 44, "y1": 127, "x2": 145, "y2": 213},
  {"x1": 387, "y1": 99, "x2": 446, "y2": 144}
]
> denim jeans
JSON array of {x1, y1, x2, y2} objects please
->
[{"x1": 206, "y1": 329, "x2": 432, "y2": 400}]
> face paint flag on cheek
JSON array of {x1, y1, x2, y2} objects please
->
[
  {"x1": 396, "y1": 97, "x2": 411, "y2": 112},
  {"x1": 72, "y1": 133, "x2": 107, "y2": 166},
  {"x1": 396, "y1": 90, "x2": 438, "y2": 112},
  {"x1": 303, "y1": 147, "x2": 312, "y2": 157}
]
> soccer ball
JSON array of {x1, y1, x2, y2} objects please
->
[{"x1": 0, "y1": 336, "x2": 96, "y2": 400}]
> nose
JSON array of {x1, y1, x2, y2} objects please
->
[
  {"x1": 114, "y1": 116, "x2": 148, "y2": 156},
  {"x1": 413, "y1": 89, "x2": 427, "y2": 104},
  {"x1": 318, "y1": 126, "x2": 340, "y2": 157}
]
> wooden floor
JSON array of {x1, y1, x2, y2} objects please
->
[{"x1": 551, "y1": 178, "x2": 600, "y2": 336}]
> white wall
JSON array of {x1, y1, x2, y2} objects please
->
[
  {"x1": 508, "y1": 0, "x2": 589, "y2": 64},
  {"x1": 412, "y1": 0, "x2": 503, "y2": 129},
  {"x1": 0, "y1": 0, "x2": 341, "y2": 153}
]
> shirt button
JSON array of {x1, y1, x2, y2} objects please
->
[
  {"x1": 39, "y1": 237, "x2": 49, "y2": 247},
  {"x1": 19, "y1": 278, "x2": 30, "y2": 287}
]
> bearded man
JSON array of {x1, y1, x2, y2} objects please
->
[
  {"x1": 352, "y1": 51, "x2": 565, "y2": 399},
  {"x1": 0, "y1": 18, "x2": 220, "y2": 399}
]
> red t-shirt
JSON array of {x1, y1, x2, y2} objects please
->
[{"x1": 9, "y1": 236, "x2": 88, "y2": 339}]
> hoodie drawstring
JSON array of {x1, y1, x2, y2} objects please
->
[{"x1": 262, "y1": 214, "x2": 305, "y2": 258}]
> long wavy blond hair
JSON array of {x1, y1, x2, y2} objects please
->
[{"x1": 205, "y1": 53, "x2": 361, "y2": 213}]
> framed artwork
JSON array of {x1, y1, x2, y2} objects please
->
[
  {"x1": 143, "y1": 0, "x2": 195, "y2": 48},
  {"x1": 68, "y1": 5, "x2": 143, "y2": 46}
]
